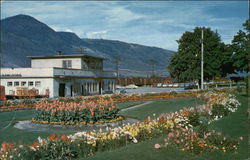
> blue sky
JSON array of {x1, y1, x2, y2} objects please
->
[{"x1": 1, "y1": 1, "x2": 248, "y2": 51}]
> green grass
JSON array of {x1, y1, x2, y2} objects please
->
[
  {"x1": 121, "y1": 98, "x2": 204, "y2": 121},
  {"x1": 116, "y1": 101, "x2": 144, "y2": 110},
  {"x1": 82, "y1": 94, "x2": 248, "y2": 160},
  {"x1": 0, "y1": 98, "x2": 202, "y2": 145},
  {"x1": 0, "y1": 110, "x2": 75, "y2": 144}
]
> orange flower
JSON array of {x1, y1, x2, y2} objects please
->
[
  {"x1": 31, "y1": 141, "x2": 39, "y2": 151},
  {"x1": 1, "y1": 142, "x2": 9, "y2": 152},
  {"x1": 48, "y1": 133, "x2": 57, "y2": 141},
  {"x1": 61, "y1": 135, "x2": 68, "y2": 141}
]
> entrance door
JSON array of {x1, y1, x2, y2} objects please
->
[
  {"x1": 99, "y1": 81, "x2": 102, "y2": 94},
  {"x1": 70, "y1": 85, "x2": 73, "y2": 97},
  {"x1": 58, "y1": 83, "x2": 65, "y2": 97}
]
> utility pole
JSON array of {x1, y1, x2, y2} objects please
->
[
  {"x1": 113, "y1": 56, "x2": 121, "y2": 79},
  {"x1": 201, "y1": 28, "x2": 204, "y2": 90}
]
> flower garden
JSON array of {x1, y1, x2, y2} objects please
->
[
  {"x1": 0, "y1": 89, "x2": 247, "y2": 160},
  {"x1": 32, "y1": 97, "x2": 123, "y2": 125}
]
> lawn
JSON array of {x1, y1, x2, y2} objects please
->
[
  {"x1": 0, "y1": 98, "x2": 201, "y2": 144},
  {"x1": 116, "y1": 101, "x2": 144, "y2": 110},
  {"x1": 82, "y1": 94, "x2": 248, "y2": 160},
  {"x1": 1, "y1": 95, "x2": 248, "y2": 160},
  {"x1": 122, "y1": 97, "x2": 204, "y2": 121},
  {"x1": 0, "y1": 110, "x2": 76, "y2": 144}
]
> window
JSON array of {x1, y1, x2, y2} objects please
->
[
  {"x1": 7, "y1": 82, "x2": 13, "y2": 86},
  {"x1": 14, "y1": 81, "x2": 19, "y2": 86},
  {"x1": 62, "y1": 60, "x2": 72, "y2": 68},
  {"x1": 35, "y1": 81, "x2": 41, "y2": 87},
  {"x1": 28, "y1": 81, "x2": 34, "y2": 86},
  {"x1": 92, "y1": 83, "x2": 95, "y2": 92},
  {"x1": 21, "y1": 81, "x2": 26, "y2": 86}
]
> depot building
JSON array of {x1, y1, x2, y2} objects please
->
[{"x1": 0, "y1": 53, "x2": 117, "y2": 98}]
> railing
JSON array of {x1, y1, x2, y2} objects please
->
[{"x1": 53, "y1": 68, "x2": 117, "y2": 78}]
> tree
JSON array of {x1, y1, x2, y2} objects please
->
[
  {"x1": 231, "y1": 20, "x2": 249, "y2": 72},
  {"x1": 168, "y1": 27, "x2": 233, "y2": 82}
]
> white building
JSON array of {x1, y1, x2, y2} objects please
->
[{"x1": 0, "y1": 54, "x2": 117, "y2": 98}]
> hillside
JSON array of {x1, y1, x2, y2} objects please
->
[{"x1": 0, "y1": 14, "x2": 174, "y2": 77}]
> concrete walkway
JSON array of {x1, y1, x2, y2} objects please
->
[{"x1": 120, "y1": 101, "x2": 153, "y2": 112}]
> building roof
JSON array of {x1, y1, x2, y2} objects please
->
[{"x1": 27, "y1": 54, "x2": 106, "y2": 60}]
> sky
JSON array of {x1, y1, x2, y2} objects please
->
[{"x1": 1, "y1": 1, "x2": 248, "y2": 51}]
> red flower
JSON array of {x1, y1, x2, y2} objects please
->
[{"x1": 48, "y1": 133, "x2": 57, "y2": 141}]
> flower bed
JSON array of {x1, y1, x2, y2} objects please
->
[
  {"x1": 0, "y1": 90, "x2": 243, "y2": 159},
  {"x1": 32, "y1": 97, "x2": 123, "y2": 125},
  {"x1": 0, "y1": 91, "x2": 196, "y2": 112},
  {"x1": 154, "y1": 125, "x2": 242, "y2": 154}
]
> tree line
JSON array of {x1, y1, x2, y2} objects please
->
[{"x1": 168, "y1": 20, "x2": 249, "y2": 82}]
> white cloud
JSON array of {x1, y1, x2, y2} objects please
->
[
  {"x1": 104, "y1": 6, "x2": 144, "y2": 26},
  {"x1": 1, "y1": 1, "x2": 247, "y2": 51},
  {"x1": 86, "y1": 30, "x2": 108, "y2": 39}
]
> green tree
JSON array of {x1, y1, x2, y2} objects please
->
[
  {"x1": 168, "y1": 27, "x2": 233, "y2": 82},
  {"x1": 231, "y1": 20, "x2": 249, "y2": 72}
]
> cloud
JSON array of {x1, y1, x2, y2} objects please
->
[
  {"x1": 1, "y1": 1, "x2": 247, "y2": 51},
  {"x1": 86, "y1": 30, "x2": 108, "y2": 39}
]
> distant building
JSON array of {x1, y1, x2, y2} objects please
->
[{"x1": 0, "y1": 53, "x2": 117, "y2": 98}]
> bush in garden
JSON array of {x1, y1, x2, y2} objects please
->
[
  {"x1": 33, "y1": 97, "x2": 121, "y2": 124},
  {"x1": 211, "y1": 104, "x2": 229, "y2": 120},
  {"x1": 156, "y1": 125, "x2": 241, "y2": 155}
]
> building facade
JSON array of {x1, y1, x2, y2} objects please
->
[{"x1": 0, "y1": 54, "x2": 117, "y2": 98}]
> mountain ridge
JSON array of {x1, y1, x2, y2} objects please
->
[{"x1": 1, "y1": 14, "x2": 174, "y2": 77}]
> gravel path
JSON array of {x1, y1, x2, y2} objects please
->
[{"x1": 120, "y1": 101, "x2": 153, "y2": 112}]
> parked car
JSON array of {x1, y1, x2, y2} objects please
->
[
  {"x1": 173, "y1": 83, "x2": 178, "y2": 87},
  {"x1": 157, "y1": 83, "x2": 162, "y2": 87},
  {"x1": 162, "y1": 84, "x2": 168, "y2": 87},
  {"x1": 116, "y1": 85, "x2": 125, "y2": 89},
  {"x1": 125, "y1": 84, "x2": 138, "y2": 89}
]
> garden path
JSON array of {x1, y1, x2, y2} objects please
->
[{"x1": 120, "y1": 101, "x2": 153, "y2": 112}]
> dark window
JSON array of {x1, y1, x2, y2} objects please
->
[
  {"x1": 21, "y1": 81, "x2": 26, "y2": 86},
  {"x1": 62, "y1": 60, "x2": 72, "y2": 68},
  {"x1": 28, "y1": 81, "x2": 34, "y2": 86},
  {"x1": 7, "y1": 82, "x2": 13, "y2": 86},
  {"x1": 14, "y1": 81, "x2": 19, "y2": 86}
]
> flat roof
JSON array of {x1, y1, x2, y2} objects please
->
[{"x1": 27, "y1": 54, "x2": 106, "y2": 60}]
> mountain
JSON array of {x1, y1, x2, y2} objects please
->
[{"x1": 0, "y1": 14, "x2": 174, "y2": 77}]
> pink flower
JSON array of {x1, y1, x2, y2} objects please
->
[
  {"x1": 168, "y1": 132, "x2": 174, "y2": 138},
  {"x1": 154, "y1": 144, "x2": 161, "y2": 149},
  {"x1": 239, "y1": 136, "x2": 243, "y2": 141},
  {"x1": 176, "y1": 140, "x2": 180, "y2": 144}
]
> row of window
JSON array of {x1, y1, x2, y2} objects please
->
[
  {"x1": 81, "y1": 82, "x2": 115, "y2": 93},
  {"x1": 62, "y1": 60, "x2": 72, "y2": 68},
  {"x1": 7, "y1": 81, "x2": 41, "y2": 87},
  {"x1": 82, "y1": 82, "x2": 99, "y2": 93}
]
